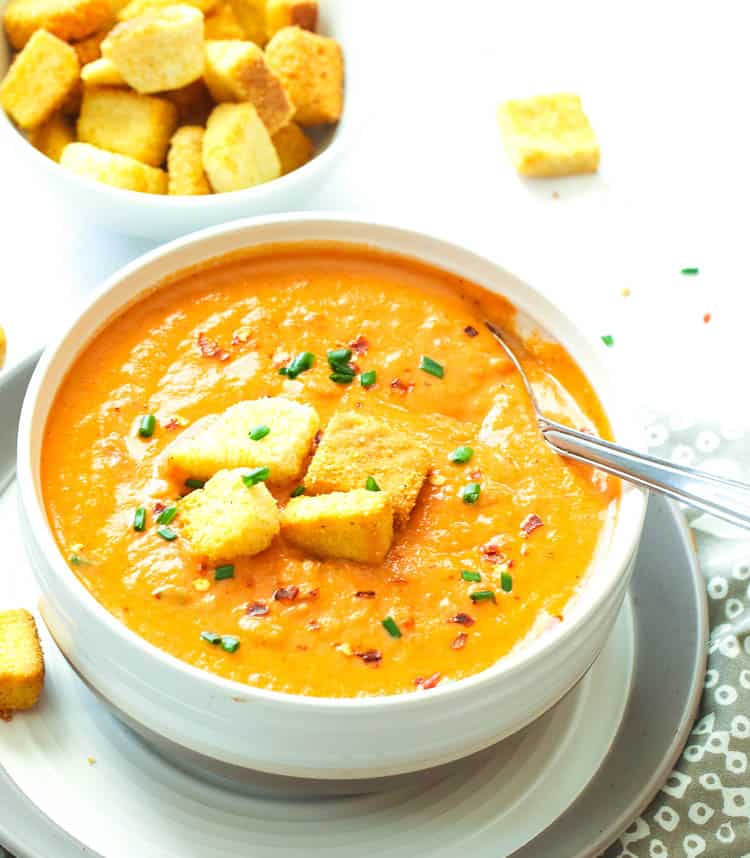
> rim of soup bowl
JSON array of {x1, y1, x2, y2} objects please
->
[{"x1": 17, "y1": 212, "x2": 649, "y2": 714}]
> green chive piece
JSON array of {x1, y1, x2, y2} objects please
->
[
  {"x1": 382, "y1": 616, "x2": 402, "y2": 638},
  {"x1": 449, "y1": 445, "x2": 474, "y2": 464},
  {"x1": 242, "y1": 466, "x2": 270, "y2": 487},
  {"x1": 184, "y1": 477, "x2": 205, "y2": 490},
  {"x1": 200, "y1": 631, "x2": 221, "y2": 645},
  {"x1": 501, "y1": 571, "x2": 513, "y2": 593},
  {"x1": 249, "y1": 424, "x2": 270, "y2": 441},
  {"x1": 156, "y1": 505, "x2": 177, "y2": 525},
  {"x1": 330, "y1": 372, "x2": 355, "y2": 384},
  {"x1": 282, "y1": 351, "x2": 315, "y2": 379},
  {"x1": 366, "y1": 476, "x2": 381, "y2": 491},
  {"x1": 360, "y1": 370, "x2": 377, "y2": 388},
  {"x1": 157, "y1": 526, "x2": 177, "y2": 541},
  {"x1": 291, "y1": 484, "x2": 306, "y2": 498},
  {"x1": 419, "y1": 355, "x2": 444, "y2": 378},
  {"x1": 461, "y1": 569, "x2": 482, "y2": 583},
  {"x1": 460, "y1": 482, "x2": 481, "y2": 504},
  {"x1": 681, "y1": 267, "x2": 699, "y2": 275},
  {"x1": 220, "y1": 635, "x2": 240, "y2": 653},
  {"x1": 327, "y1": 348, "x2": 353, "y2": 368},
  {"x1": 470, "y1": 590, "x2": 497, "y2": 604},
  {"x1": 215, "y1": 564, "x2": 235, "y2": 581},
  {"x1": 601, "y1": 335, "x2": 614, "y2": 347},
  {"x1": 133, "y1": 507, "x2": 146, "y2": 532},
  {"x1": 138, "y1": 414, "x2": 156, "y2": 438},
  {"x1": 69, "y1": 553, "x2": 92, "y2": 566}
]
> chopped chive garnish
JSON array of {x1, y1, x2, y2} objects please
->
[
  {"x1": 242, "y1": 466, "x2": 270, "y2": 487},
  {"x1": 249, "y1": 424, "x2": 270, "y2": 441},
  {"x1": 382, "y1": 616, "x2": 402, "y2": 638},
  {"x1": 157, "y1": 526, "x2": 177, "y2": 541},
  {"x1": 601, "y1": 335, "x2": 614, "y2": 347},
  {"x1": 69, "y1": 553, "x2": 92, "y2": 566},
  {"x1": 681, "y1": 267, "x2": 699, "y2": 275},
  {"x1": 200, "y1": 631, "x2": 221, "y2": 644},
  {"x1": 327, "y1": 348, "x2": 352, "y2": 367},
  {"x1": 501, "y1": 571, "x2": 513, "y2": 592},
  {"x1": 291, "y1": 484, "x2": 306, "y2": 497},
  {"x1": 366, "y1": 476, "x2": 381, "y2": 491},
  {"x1": 360, "y1": 369, "x2": 377, "y2": 388},
  {"x1": 419, "y1": 355, "x2": 444, "y2": 378},
  {"x1": 138, "y1": 414, "x2": 156, "y2": 438},
  {"x1": 460, "y1": 482, "x2": 481, "y2": 504},
  {"x1": 133, "y1": 506, "x2": 146, "y2": 532},
  {"x1": 330, "y1": 371, "x2": 355, "y2": 384},
  {"x1": 156, "y1": 505, "x2": 177, "y2": 525},
  {"x1": 470, "y1": 590, "x2": 497, "y2": 604},
  {"x1": 215, "y1": 564, "x2": 235, "y2": 581},
  {"x1": 449, "y1": 445, "x2": 474, "y2": 464},
  {"x1": 281, "y1": 351, "x2": 315, "y2": 379},
  {"x1": 220, "y1": 635, "x2": 240, "y2": 653},
  {"x1": 461, "y1": 569, "x2": 482, "y2": 583},
  {"x1": 184, "y1": 477, "x2": 205, "y2": 489}
]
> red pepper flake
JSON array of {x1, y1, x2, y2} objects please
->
[
  {"x1": 357, "y1": 649, "x2": 382, "y2": 664},
  {"x1": 469, "y1": 469, "x2": 482, "y2": 481},
  {"x1": 163, "y1": 417, "x2": 180, "y2": 430},
  {"x1": 349, "y1": 334, "x2": 369, "y2": 355},
  {"x1": 480, "y1": 537, "x2": 508, "y2": 564},
  {"x1": 390, "y1": 377, "x2": 414, "y2": 394},
  {"x1": 153, "y1": 501, "x2": 166, "y2": 514},
  {"x1": 415, "y1": 672, "x2": 442, "y2": 690},
  {"x1": 703, "y1": 312, "x2": 712, "y2": 324},
  {"x1": 520, "y1": 513, "x2": 544, "y2": 535},
  {"x1": 306, "y1": 619, "x2": 321, "y2": 631},
  {"x1": 197, "y1": 332, "x2": 230, "y2": 361},
  {"x1": 387, "y1": 576, "x2": 408, "y2": 584},
  {"x1": 273, "y1": 586, "x2": 299, "y2": 602},
  {"x1": 450, "y1": 612, "x2": 475, "y2": 627},
  {"x1": 355, "y1": 590, "x2": 376, "y2": 598},
  {"x1": 451, "y1": 632, "x2": 468, "y2": 650},
  {"x1": 246, "y1": 601, "x2": 269, "y2": 617},
  {"x1": 464, "y1": 325, "x2": 479, "y2": 337}
]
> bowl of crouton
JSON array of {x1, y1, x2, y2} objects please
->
[
  {"x1": 16, "y1": 213, "x2": 647, "y2": 782},
  {"x1": 0, "y1": 0, "x2": 350, "y2": 239}
]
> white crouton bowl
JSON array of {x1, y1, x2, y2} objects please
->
[
  {"x1": 16, "y1": 214, "x2": 648, "y2": 783},
  {"x1": 0, "y1": 1, "x2": 354, "y2": 240}
]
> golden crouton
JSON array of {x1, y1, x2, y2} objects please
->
[
  {"x1": 0, "y1": 324, "x2": 6, "y2": 369},
  {"x1": 163, "y1": 77, "x2": 213, "y2": 124},
  {"x1": 272, "y1": 120, "x2": 313, "y2": 174},
  {"x1": 4, "y1": 0, "x2": 112, "y2": 49},
  {"x1": 117, "y1": 0, "x2": 216, "y2": 20},
  {"x1": 0, "y1": 29, "x2": 79, "y2": 130},
  {"x1": 30, "y1": 110, "x2": 74, "y2": 160},
  {"x1": 73, "y1": 28, "x2": 108, "y2": 65},
  {"x1": 102, "y1": 5, "x2": 204, "y2": 94},
  {"x1": 0, "y1": 609, "x2": 44, "y2": 711},
  {"x1": 204, "y1": 39, "x2": 293, "y2": 133},
  {"x1": 203, "y1": 1, "x2": 242, "y2": 38},
  {"x1": 60, "y1": 141, "x2": 168, "y2": 192},
  {"x1": 81, "y1": 56, "x2": 125, "y2": 85},
  {"x1": 202, "y1": 101, "x2": 281, "y2": 192},
  {"x1": 265, "y1": 0, "x2": 316, "y2": 38},
  {"x1": 77, "y1": 87, "x2": 177, "y2": 165},
  {"x1": 167, "y1": 125, "x2": 210, "y2": 194},
  {"x1": 306, "y1": 411, "x2": 430, "y2": 528},
  {"x1": 169, "y1": 397, "x2": 319, "y2": 483},
  {"x1": 497, "y1": 93, "x2": 600, "y2": 178},
  {"x1": 265, "y1": 26, "x2": 342, "y2": 125},
  {"x1": 59, "y1": 77, "x2": 82, "y2": 114},
  {"x1": 180, "y1": 468, "x2": 280, "y2": 561},
  {"x1": 226, "y1": 0, "x2": 264, "y2": 43},
  {"x1": 282, "y1": 489, "x2": 393, "y2": 564}
]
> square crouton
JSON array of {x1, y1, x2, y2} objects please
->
[
  {"x1": 167, "y1": 125, "x2": 211, "y2": 194},
  {"x1": 117, "y1": 0, "x2": 217, "y2": 20},
  {"x1": 0, "y1": 29, "x2": 79, "y2": 130},
  {"x1": 204, "y1": 39, "x2": 294, "y2": 134},
  {"x1": 180, "y1": 468, "x2": 280, "y2": 561},
  {"x1": 77, "y1": 87, "x2": 177, "y2": 165},
  {"x1": 281, "y1": 489, "x2": 393, "y2": 564},
  {"x1": 30, "y1": 110, "x2": 74, "y2": 161},
  {"x1": 265, "y1": 0, "x2": 316, "y2": 38},
  {"x1": 101, "y1": 5, "x2": 204, "y2": 94},
  {"x1": 4, "y1": 0, "x2": 112, "y2": 49},
  {"x1": 60, "y1": 141, "x2": 168, "y2": 192},
  {"x1": 81, "y1": 56, "x2": 125, "y2": 85},
  {"x1": 168, "y1": 397, "x2": 319, "y2": 484},
  {"x1": 72, "y1": 28, "x2": 109, "y2": 65},
  {"x1": 163, "y1": 78, "x2": 213, "y2": 124},
  {"x1": 226, "y1": 0, "x2": 264, "y2": 44},
  {"x1": 202, "y1": 101, "x2": 281, "y2": 191},
  {"x1": 204, "y1": 1, "x2": 243, "y2": 39},
  {"x1": 305, "y1": 411, "x2": 430, "y2": 528},
  {"x1": 272, "y1": 120, "x2": 313, "y2": 174},
  {"x1": 0, "y1": 609, "x2": 44, "y2": 711},
  {"x1": 497, "y1": 93, "x2": 600, "y2": 178},
  {"x1": 265, "y1": 26, "x2": 342, "y2": 125}
]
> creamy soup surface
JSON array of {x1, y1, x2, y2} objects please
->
[{"x1": 42, "y1": 244, "x2": 618, "y2": 697}]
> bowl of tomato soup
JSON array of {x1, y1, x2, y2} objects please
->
[{"x1": 17, "y1": 215, "x2": 647, "y2": 779}]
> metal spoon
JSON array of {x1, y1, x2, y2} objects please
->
[{"x1": 485, "y1": 321, "x2": 750, "y2": 530}]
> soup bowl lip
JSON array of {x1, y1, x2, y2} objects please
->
[{"x1": 17, "y1": 212, "x2": 648, "y2": 713}]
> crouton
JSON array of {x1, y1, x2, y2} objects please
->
[
  {"x1": 117, "y1": 0, "x2": 216, "y2": 20},
  {"x1": 72, "y1": 28, "x2": 108, "y2": 65},
  {"x1": 77, "y1": 87, "x2": 177, "y2": 165},
  {"x1": 0, "y1": 609, "x2": 44, "y2": 711},
  {"x1": 203, "y1": 0, "x2": 242, "y2": 38},
  {"x1": 180, "y1": 468, "x2": 280, "y2": 560},
  {"x1": 59, "y1": 77, "x2": 82, "y2": 114},
  {"x1": 0, "y1": 324, "x2": 6, "y2": 369},
  {"x1": 163, "y1": 77, "x2": 213, "y2": 124},
  {"x1": 169, "y1": 397, "x2": 319, "y2": 483},
  {"x1": 497, "y1": 93, "x2": 600, "y2": 178},
  {"x1": 203, "y1": 39, "x2": 293, "y2": 133},
  {"x1": 81, "y1": 56, "x2": 125, "y2": 85},
  {"x1": 305, "y1": 411, "x2": 430, "y2": 528},
  {"x1": 272, "y1": 120, "x2": 313, "y2": 174},
  {"x1": 265, "y1": 26, "x2": 342, "y2": 125},
  {"x1": 167, "y1": 125, "x2": 210, "y2": 194},
  {"x1": 101, "y1": 5, "x2": 204, "y2": 94},
  {"x1": 226, "y1": 0, "x2": 264, "y2": 44},
  {"x1": 60, "y1": 141, "x2": 168, "y2": 192},
  {"x1": 282, "y1": 489, "x2": 393, "y2": 564},
  {"x1": 202, "y1": 101, "x2": 280, "y2": 191},
  {"x1": 0, "y1": 29, "x2": 79, "y2": 130},
  {"x1": 30, "y1": 110, "x2": 74, "y2": 160},
  {"x1": 265, "y1": 0, "x2": 316, "y2": 38},
  {"x1": 4, "y1": 0, "x2": 112, "y2": 49}
]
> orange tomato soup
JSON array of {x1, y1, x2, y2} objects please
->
[{"x1": 42, "y1": 244, "x2": 618, "y2": 697}]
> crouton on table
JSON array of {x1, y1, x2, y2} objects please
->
[
  {"x1": 60, "y1": 141, "x2": 168, "y2": 192},
  {"x1": 81, "y1": 56, "x2": 125, "y2": 85},
  {"x1": 4, "y1": 0, "x2": 112, "y2": 49},
  {"x1": 180, "y1": 468, "x2": 280, "y2": 560},
  {"x1": 305, "y1": 411, "x2": 430, "y2": 528},
  {"x1": 265, "y1": 26, "x2": 343, "y2": 125},
  {"x1": 282, "y1": 489, "x2": 393, "y2": 564},
  {"x1": 272, "y1": 120, "x2": 313, "y2": 174},
  {"x1": 30, "y1": 110, "x2": 75, "y2": 160},
  {"x1": 167, "y1": 125, "x2": 210, "y2": 194},
  {"x1": 77, "y1": 87, "x2": 177, "y2": 166},
  {"x1": 0, "y1": 609, "x2": 44, "y2": 711},
  {"x1": 202, "y1": 101, "x2": 281, "y2": 191},
  {"x1": 226, "y1": 0, "x2": 265, "y2": 44},
  {"x1": 497, "y1": 93, "x2": 600, "y2": 178},
  {"x1": 265, "y1": 0, "x2": 316, "y2": 38},
  {"x1": 168, "y1": 397, "x2": 319, "y2": 483},
  {"x1": 117, "y1": 0, "x2": 217, "y2": 21},
  {"x1": 0, "y1": 29, "x2": 79, "y2": 130}
]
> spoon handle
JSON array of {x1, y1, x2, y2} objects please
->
[{"x1": 541, "y1": 419, "x2": 750, "y2": 530}]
